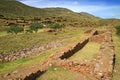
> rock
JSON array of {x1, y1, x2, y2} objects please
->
[
  {"x1": 12, "y1": 70, "x2": 18, "y2": 74},
  {"x1": 4, "y1": 73, "x2": 11, "y2": 77},
  {"x1": 54, "y1": 68, "x2": 57, "y2": 71},
  {"x1": 94, "y1": 63, "x2": 100, "y2": 72},
  {"x1": 49, "y1": 63, "x2": 52, "y2": 67},
  {"x1": 98, "y1": 72, "x2": 103, "y2": 77}
]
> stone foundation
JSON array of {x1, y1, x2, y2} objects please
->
[
  {"x1": 0, "y1": 29, "x2": 115, "y2": 80},
  {"x1": 92, "y1": 32, "x2": 115, "y2": 80},
  {"x1": 0, "y1": 41, "x2": 63, "y2": 63}
]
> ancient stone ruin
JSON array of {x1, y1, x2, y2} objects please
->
[
  {"x1": 0, "y1": 29, "x2": 115, "y2": 80},
  {"x1": 0, "y1": 40, "x2": 64, "y2": 63}
]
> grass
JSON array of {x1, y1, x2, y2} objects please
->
[
  {"x1": 36, "y1": 66, "x2": 92, "y2": 80},
  {"x1": 69, "y1": 42, "x2": 100, "y2": 61},
  {"x1": 0, "y1": 47, "x2": 58, "y2": 75},
  {"x1": 36, "y1": 66, "x2": 80, "y2": 80},
  {"x1": 0, "y1": 45, "x2": 67, "y2": 75},
  {"x1": 0, "y1": 31, "x2": 7, "y2": 37},
  {"x1": 112, "y1": 33, "x2": 120, "y2": 80},
  {"x1": 0, "y1": 28, "x2": 87, "y2": 75}
]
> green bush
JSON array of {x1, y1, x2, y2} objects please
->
[
  {"x1": 7, "y1": 24, "x2": 24, "y2": 34},
  {"x1": 49, "y1": 23, "x2": 64, "y2": 29},
  {"x1": 29, "y1": 23, "x2": 44, "y2": 33},
  {"x1": 115, "y1": 25, "x2": 120, "y2": 35}
]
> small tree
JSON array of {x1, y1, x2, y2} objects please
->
[
  {"x1": 115, "y1": 25, "x2": 120, "y2": 35},
  {"x1": 49, "y1": 23, "x2": 64, "y2": 30},
  {"x1": 30, "y1": 23, "x2": 44, "y2": 33},
  {"x1": 7, "y1": 24, "x2": 24, "y2": 34}
]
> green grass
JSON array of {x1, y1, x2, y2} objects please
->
[
  {"x1": 69, "y1": 42, "x2": 100, "y2": 61},
  {"x1": 112, "y1": 33, "x2": 120, "y2": 80},
  {"x1": 36, "y1": 66, "x2": 92, "y2": 80}
]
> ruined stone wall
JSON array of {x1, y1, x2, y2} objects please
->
[
  {"x1": 50, "y1": 30, "x2": 115, "y2": 80},
  {"x1": 53, "y1": 31, "x2": 115, "y2": 80},
  {"x1": 0, "y1": 41, "x2": 63, "y2": 63},
  {"x1": 90, "y1": 33, "x2": 105, "y2": 43},
  {"x1": 0, "y1": 30, "x2": 115, "y2": 80},
  {"x1": 59, "y1": 38, "x2": 89, "y2": 59},
  {"x1": 55, "y1": 59, "x2": 94, "y2": 74},
  {"x1": 50, "y1": 29, "x2": 98, "y2": 60},
  {"x1": 0, "y1": 30, "x2": 97, "y2": 80},
  {"x1": 92, "y1": 32, "x2": 115, "y2": 80}
]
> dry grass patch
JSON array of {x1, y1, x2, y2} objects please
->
[
  {"x1": 69, "y1": 42, "x2": 100, "y2": 61},
  {"x1": 112, "y1": 33, "x2": 120, "y2": 80},
  {"x1": 36, "y1": 66, "x2": 93, "y2": 80}
]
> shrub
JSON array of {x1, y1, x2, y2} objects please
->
[
  {"x1": 7, "y1": 24, "x2": 24, "y2": 34},
  {"x1": 29, "y1": 23, "x2": 44, "y2": 33},
  {"x1": 49, "y1": 23, "x2": 64, "y2": 29},
  {"x1": 115, "y1": 25, "x2": 120, "y2": 35}
]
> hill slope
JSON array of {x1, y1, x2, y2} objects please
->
[
  {"x1": 0, "y1": 0, "x2": 75, "y2": 18},
  {"x1": 0, "y1": 0, "x2": 99, "y2": 20}
]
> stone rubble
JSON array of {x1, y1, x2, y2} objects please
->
[{"x1": 0, "y1": 40, "x2": 63, "y2": 63}]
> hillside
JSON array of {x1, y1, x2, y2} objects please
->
[
  {"x1": 98, "y1": 19, "x2": 120, "y2": 27},
  {"x1": 0, "y1": 0, "x2": 104, "y2": 34},
  {"x1": 0, "y1": 0, "x2": 99, "y2": 20},
  {"x1": 0, "y1": 0, "x2": 120, "y2": 25},
  {"x1": 0, "y1": 0, "x2": 75, "y2": 18},
  {"x1": 0, "y1": 0, "x2": 120, "y2": 29}
]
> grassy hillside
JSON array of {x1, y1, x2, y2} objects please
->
[
  {"x1": 0, "y1": 0, "x2": 119, "y2": 26},
  {"x1": 97, "y1": 19, "x2": 120, "y2": 27},
  {"x1": 0, "y1": 0, "x2": 100, "y2": 22},
  {"x1": 0, "y1": 0, "x2": 74, "y2": 19},
  {"x1": 0, "y1": 0, "x2": 102, "y2": 33}
]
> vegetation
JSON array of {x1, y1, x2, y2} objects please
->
[
  {"x1": 112, "y1": 33, "x2": 120, "y2": 80},
  {"x1": 37, "y1": 66, "x2": 92, "y2": 80},
  {"x1": 29, "y1": 23, "x2": 44, "y2": 33},
  {"x1": 0, "y1": 0, "x2": 101, "y2": 28},
  {"x1": 69, "y1": 42, "x2": 100, "y2": 61},
  {"x1": 7, "y1": 24, "x2": 24, "y2": 34},
  {"x1": 0, "y1": 0, "x2": 73, "y2": 19},
  {"x1": 0, "y1": 20, "x2": 7, "y2": 32},
  {"x1": 115, "y1": 25, "x2": 120, "y2": 35},
  {"x1": 0, "y1": 28, "x2": 86, "y2": 75},
  {"x1": 49, "y1": 23, "x2": 64, "y2": 30},
  {"x1": 0, "y1": 47, "x2": 59, "y2": 75},
  {"x1": 0, "y1": 27, "x2": 86, "y2": 53}
]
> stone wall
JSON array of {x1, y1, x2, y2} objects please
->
[
  {"x1": 0, "y1": 40, "x2": 63, "y2": 63},
  {"x1": 55, "y1": 59, "x2": 94, "y2": 74},
  {"x1": 53, "y1": 31, "x2": 115, "y2": 80},
  {"x1": 50, "y1": 29, "x2": 97, "y2": 60},
  {"x1": 92, "y1": 32, "x2": 115, "y2": 80},
  {"x1": 89, "y1": 33, "x2": 105, "y2": 43},
  {"x1": 0, "y1": 29, "x2": 115, "y2": 80},
  {"x1": 59, "y1": 38, "x2": 89, "y2": 59}
]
